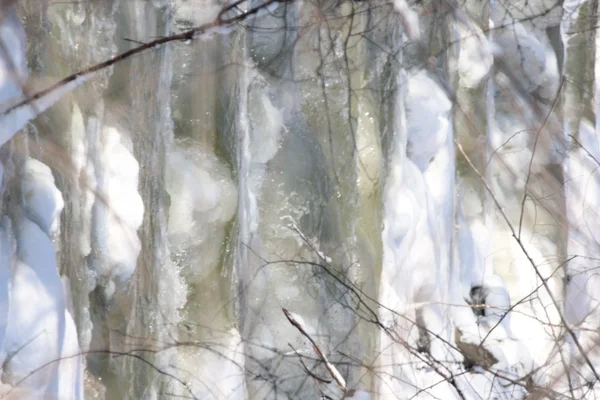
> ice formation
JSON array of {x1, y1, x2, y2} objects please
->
[
  {"x1": 0, "y1": 4, "x2": 84, "y2": 399},
  {"x1": 0, "y1": 0, "x2": 600, "y2": 399},
  {"x1": 90, "y1": 125, "x2": 144, "y2": 295},
  {"x1": 0, "y1": 159, "x2": 83, "y2": 399}
]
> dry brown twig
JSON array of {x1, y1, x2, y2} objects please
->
[{"x1": 2, "y1": 0, "x2": 291, "y2": 116}]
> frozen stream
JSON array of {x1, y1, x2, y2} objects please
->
[{"x1": 0, "y1": 0, "x2": 599, "y2": 399}]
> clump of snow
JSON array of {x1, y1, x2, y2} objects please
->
[
  {"x1": 20, "y1": 158, "x2": 64, "y2": 236},
  {"x1": 345, "y1": 390, "x2": 371, "y2": 400},
  {"x1": 173, "y1": 0, "x2": 221, "y2": 28},
  {"x1": 0, "y1": 188, "x2": 82, "y2": 400},
  {"x1": 406, "y1": 71, "x2": 452, "y2": 171},
  {"x1": 379, "y1": 70, "x2": 463, "y2": 397},
  {"x1": 393, "y1": 0, "x2": 420, "y2": 40},
  {"x1": 160, "y1": 328, "x2": 246, "y2": 399},
  {"x1": 457, "y1": 25, "x2": 493, "y2": 88},
  {"x1": 492, "y1": 24, "x2": 547, "y2": 91},
  {"x1": 251, "y1": 94, "x2": 284, "y2": 164},
  {"x1": 91, "y1": 125, "x2": 144, "y2": 292},
  {"x1": 166, "y1": 138, "x2": 238, "y2": 283}
]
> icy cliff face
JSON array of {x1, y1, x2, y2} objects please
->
[
  {"x1": 0, "y1": 0, "x2": 600, "y2": 399},
  {"x1": 0, "y1": 5, "x2": 83, "y2": 400}
]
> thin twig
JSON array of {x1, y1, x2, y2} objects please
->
[
  {"x1": 518, "y1": 77, "x2": 566, "y2": 239},
  {"x1": 3, "y1": 0, "x2": 289, "y2": 116},
  {"x1": 455, "y1": 138, "x2": 600, "y2": 384},
  {"x1": 282, "y1": 308, "x2": 347, "y2": 393},
  {"x1": 288, "y1": 343, "x2": 333, "y2": 384}
]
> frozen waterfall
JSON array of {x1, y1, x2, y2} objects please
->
[{"x1": 0, "y1": 0, "x2": 599, "y2": 399}]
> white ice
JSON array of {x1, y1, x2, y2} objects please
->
[
  {"x1": 90, "y1": 125, "x2": 144, "y2": 293},
  {"x1": 0, "y1": 157, "x2": 82, "y2": 399}
]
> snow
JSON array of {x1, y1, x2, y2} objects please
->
[
  {"x1": 393, "y1": 0, "x2": 420, "y2": 40},
  {"x1": 166, "y1": 138, "x2": 238, "y2": 282},
  {"x1": 377, "y1": 65, "x2": 564, "y2": 400},
  {"x1": 173, "y1": 0, "x2": 221, "y2": 27},
  {"x1": 492, "y1": 23, "x2": 548, "y2": 91},
  {"x1": 20, "y1": 159, "x2": 64, "y2": 236},
  {"x1": 492, "y1": 0, "x2": 563, "y2": 28},
  {"x1": 2, "y1": 0, "x2": 600, "y2": 398},
  {"x1": 0, "y1": 218, "x2": 14, "y2": 376},
  {"x1": 406, "y1": 72, "x2": 451, "y2": 169},
  {"x1": 251, "y1": 94, "x2": 284, "y2": 164},
  {"x1": 0, "y1": 5, "x2": 27, "y2": 103},
  {"x1": 0, "y1": 169, "x2": 83, "y2": 399},
  {"x1": 564, "y1": 120, "x2": 600, "y2": 338},
  {"x1": 378, "y1": 69, "x2": 464, "y2": 397},
  {"x1": 344, "y1": 390, "x2": 371, "y2": 400},
  {"x1": 91, "y1": 125, "x2": 144, "y2": 291},
  {"x1": 457, "y1": 25, "x2": 493, "y2": 88}
]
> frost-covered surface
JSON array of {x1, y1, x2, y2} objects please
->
[
  {"x1": 89, "y1": 125, "x2": 143, "y2": 296},
  {"x1": 1, "y1": 0, "x2": 600, "y2": 399},
  {"x1": 0, "y1": 5, "x2": 84, "y2": 400},
  {"x1": 0, "y1": 159, "x2": 83, "y2": 399}
]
